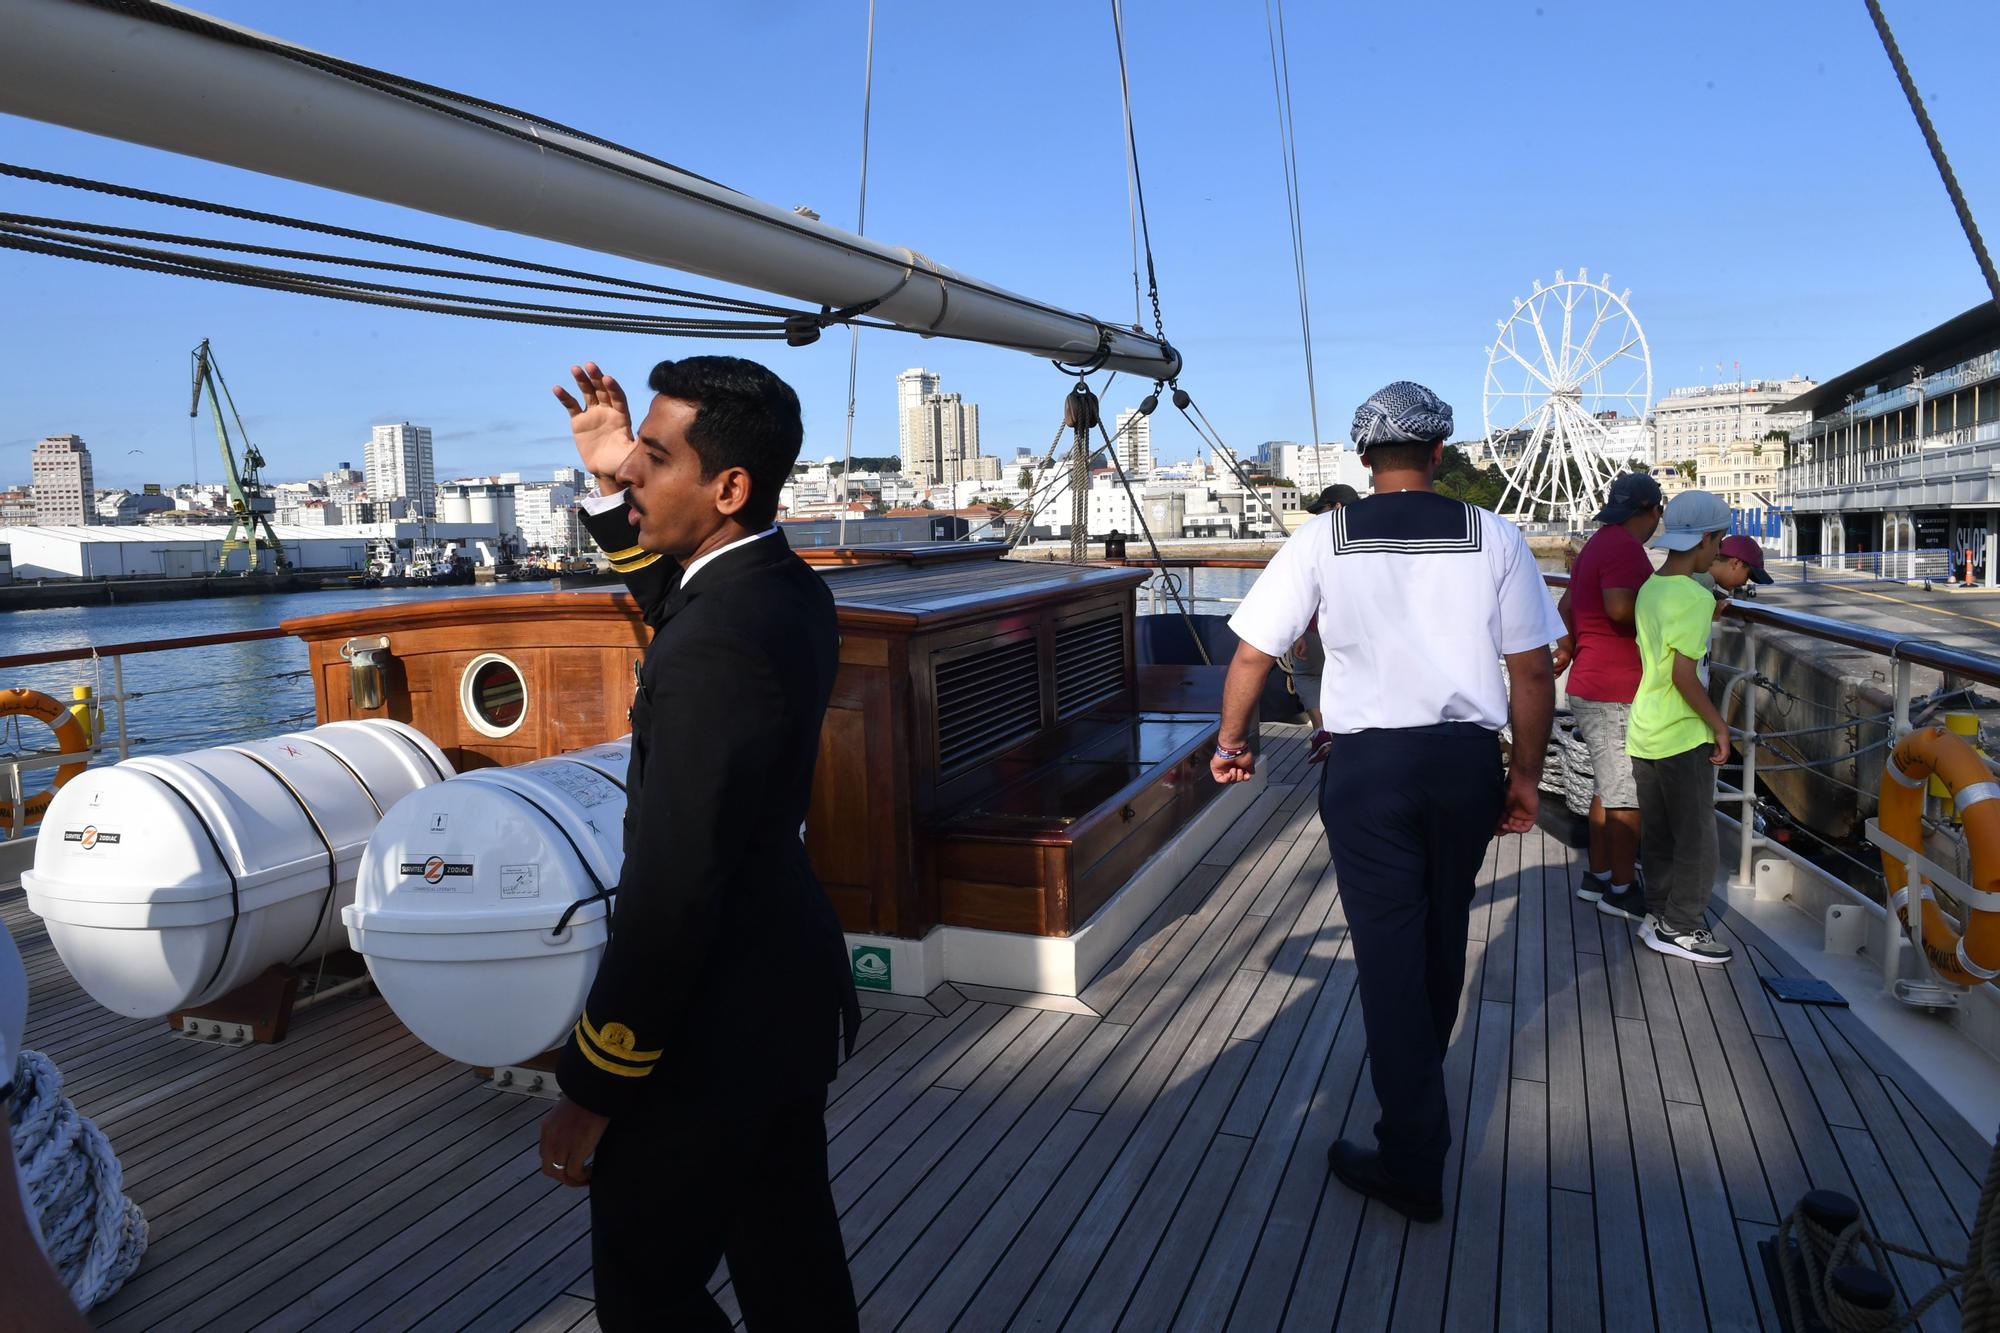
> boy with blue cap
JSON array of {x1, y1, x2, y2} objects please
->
[{"x1": 1614, "y1": 489, "x2": 1735, "y2": 963}]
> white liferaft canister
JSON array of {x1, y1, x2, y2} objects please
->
[
  {"x1": 345, "y1": 737, "x2": 630, "y2": 1067},
  {"x1": 21, "y1": 719, "x2": 453, "y2": 1018}
]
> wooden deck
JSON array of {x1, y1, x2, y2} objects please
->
[{"x1": 7, "y1": 726, "x2": 1991, "y2": 1330}]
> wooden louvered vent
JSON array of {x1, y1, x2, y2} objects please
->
[
  {"x1": 935, "y1": 638, "x2": 1042, "y2": 775},
  {"x1": 1054, "y1": 615, "x2": 1126, "y2": 717}
]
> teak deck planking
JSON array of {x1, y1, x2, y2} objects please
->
[{"x1": 5, "y1": 723, "x2": 1988, "y2": 1331}]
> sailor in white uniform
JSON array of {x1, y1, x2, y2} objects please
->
[{"x1": 1212, "y1": 381, "x2": 1562, "y2": 1221}]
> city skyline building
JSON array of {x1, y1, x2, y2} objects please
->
[
  {"x1": 1650, "y1": 376, "x2": 1815, "y2": 466},
  {"x1": 31, "y1": 434, "x2": 94, "y2": 525},
  {"x1": 516, "y1": 481, "x2": 583, "y2": 557},
  {"x1": 896, "y1": 368, "x2": 941, "y2": 481},
  {"x1": 1114, "y1": 407, "x2": 1153, "y2": 479},
  {"x1": 1267, "y1": 442, "x2": 1369, "y2": 498},
  {"x1": 365, "y1": 422, "x2": 436, "y2": 516},
  {"x1": 921, "y1": 391, "x2": 982, "y2": 486}
]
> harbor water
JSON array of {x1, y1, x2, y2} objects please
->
[{"x1": 0, "y1": 583, "x2": 540, "y2": 768}]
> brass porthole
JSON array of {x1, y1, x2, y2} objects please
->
[{"x1": 460, "y1": 653, "x2": 528, "y2": 738}]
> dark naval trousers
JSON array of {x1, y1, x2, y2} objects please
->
[
  {"x1": 588, "y1": 1087, "x2": 857, "y2": 1331},
  {"x1": 1321, "y1": 723, "x2": 1505, "y2": 1192}
]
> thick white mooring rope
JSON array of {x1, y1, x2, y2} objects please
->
[{"x1": 9, "y1": 1050, "x2": 147, "y2": 1311}]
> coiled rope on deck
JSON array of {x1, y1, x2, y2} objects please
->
[
  {"x1": 9, "y1": 1050, "x2": 148, "y2": 1311},
  {"x1": 1773, "y1": 1131, "x2": 2000, "y2": 1331}
]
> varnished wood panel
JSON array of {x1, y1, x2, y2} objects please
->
[
  {"x1": 839, "y1": 636, "x2": 890, "y2": 667},
  {"x1": 934, "y1": 875, "x2": 1053, "y2": 935}
]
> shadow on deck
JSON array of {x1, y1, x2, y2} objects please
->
[{"x1": 6, "y1": 727, "x2": 1988, "y2": 1331}]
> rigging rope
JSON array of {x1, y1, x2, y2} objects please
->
[
  {"x1": 0, "y1": 162, "x2": 788, "y2": 313},
  {"x1": 1005, "y1": 418, "x2": 1081, "y2": 550},
  {"x1": 1092, "y1": 407, "x2": 1212, "y2": 666},
  {"x1": 838, "y1": 0, "x2": 879, "y2": 547},
  {"x1": 1262, "y1": 0, "x2": 1323, "y2": 452},
  {"x1": 0, "y1": 213, "x2": 778, "y2": 315},
  {"x1": 1174, "y1": 392, "x2": 1289, "y2": 537},
  {"x1": 9, "y1": 1051, "x2": 148, "y2": 1311},
  {"x1": 1862, "y1": 0, "x2": 2000, "y2": 305},
  {"x1": 0, "y1": 223, "x2": 810, "y2": 338},
  {"x1": 1108, "y1": 0, "x2": 1168, "y2": 353}
]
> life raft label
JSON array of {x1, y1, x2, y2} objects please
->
[
  {"x1": 499, "y1": 864, "x2": 540, "y2": 899},
  {"x1": 851, "y1": 945, "x2": 892, "y2": 992},
  {"x1": 63, "y1": 826, "x2": 120, "y2": 849},
  {"x1": 543, "y1": 765, "x2": 616, "y2": 809},
  {"x1": 400, "y1": 855, "x2": 474, "y2": 889}
]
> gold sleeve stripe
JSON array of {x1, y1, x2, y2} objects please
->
[
  {"x1": 573, "y1": 1029, "x2": 653, "y2": 1078},
  {"x1": 609, "y1": 551, "x2": 662, "y2": 574},
  {"x1": 600, "y1": 542, "x2": 646, "y2": 563},
  {"x1": 578, "y1": 1012, "x2": 664, "y2": 1063}
]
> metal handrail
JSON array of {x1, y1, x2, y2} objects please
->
[
  {"x1": 1545, "y1": 569, "x2": 2000, "y2": 690},
  {"x1": 0, "y1": 625, "x2": 287, "y2": 670}
]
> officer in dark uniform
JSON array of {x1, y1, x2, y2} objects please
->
[{"x1": 540, "y1": 357, "x2": 860, "y2": 1331}]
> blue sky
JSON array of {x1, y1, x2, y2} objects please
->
[{"x1": 1, "y1": 0, "x2": 1995, "y2": 490}]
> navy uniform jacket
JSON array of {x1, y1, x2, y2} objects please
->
[{"x1": 556, "y1": 499, "x2": 859, "y2": 1120}]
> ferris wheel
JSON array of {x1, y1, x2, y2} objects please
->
[{"x1": 1482, "y1": 269, "x2": 1652, "y2": 525}]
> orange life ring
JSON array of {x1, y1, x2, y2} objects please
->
[
  {"x1": 1879, "y1": 726, "x2": 2000, "y2": 987},
  {"x1": 0, "y1": 687, "x2": 90, "y2": 827}
]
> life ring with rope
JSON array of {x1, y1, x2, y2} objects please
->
[
  {"x1": 1879, "y1": 726, "x2": 2000, "y2": 987},
  {"x1": 0, "y1": 687, "x2": 90, "y2": 827}
]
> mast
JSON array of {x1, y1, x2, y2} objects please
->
[{"x1": 0, "y1": 0, "x2": 1180, "y2": 381}]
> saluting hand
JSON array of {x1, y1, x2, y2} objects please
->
[{"x1": 551, "y1": 361, "x2": 636, "y2": 483}]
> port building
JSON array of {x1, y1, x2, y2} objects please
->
[
  {"x1": 1777, "y1": 302, "x2": 2000, "y2": 581},
  {"x1": 0, "y1": 519, "x2": 499, "y2": 580}
]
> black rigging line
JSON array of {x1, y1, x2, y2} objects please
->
[
  {"x1": 1861, "y1": 0, "x2": 2000, "y2": 305},
  {"x1": 0, "y1": 161, "x2": 789, "y2": 314},
  {"x1": 0, "y1": 228, "x2": 798, "y2": 339},
  {"x1": 1108, "y1": 0, "x2": 1169, "y2": 358},
  {"x1": 1264, "y1": 0, "x2": 1322, "y2": 451},
  {"x1": 0, "y1": 212, "x2": 796, "y2": 314}
]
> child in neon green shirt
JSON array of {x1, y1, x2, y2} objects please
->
[{"x1": 1600, "y1": 490, "x2": 1734, "y2": 964}]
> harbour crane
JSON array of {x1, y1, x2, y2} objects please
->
[{"x1": 189, "y1": 338, "x2": 288, "y2": 573}]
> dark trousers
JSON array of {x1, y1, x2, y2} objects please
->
[
  {"x1": 1321, "y1": 724, "x2": 1504, "y2": 1192},
  {"x1": 1634, "y1": 742, "x2": 1718, "y2": 935},
  {"x1": 588, "y1": 1086, "x2": 857, "y2": 1332}
]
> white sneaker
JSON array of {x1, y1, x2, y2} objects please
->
[{"x1": 1643, "y1": 924, "x2": 1733, "y2": 965}]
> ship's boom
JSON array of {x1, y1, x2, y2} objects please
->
[{"x1": 0, "y1": 0, "x2": 1181, "y2": 379}]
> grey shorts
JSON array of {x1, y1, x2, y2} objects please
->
[
  {"x1": 1294, "y1": 670, "x2": 1322, "y2": 710},
  {"x1": 1570, "y1": 696, "x2": 1639, "y2": 809},
  {"x1": 1289, "y1": 633, "x2": 1325, "y2": 710}
]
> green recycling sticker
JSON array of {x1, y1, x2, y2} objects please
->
[{"x1": 851, "y1": 945, "x2": 892, "y2": 992}]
